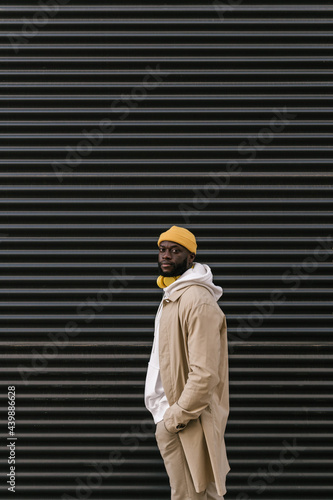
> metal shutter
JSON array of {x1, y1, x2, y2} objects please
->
[{"x1": 0, "y1": 1, "x2": 332, "y2": 499}]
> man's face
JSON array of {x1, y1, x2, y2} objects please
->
[{"x1": 158, "y1": 240, "x2": 195, "y2": 277}]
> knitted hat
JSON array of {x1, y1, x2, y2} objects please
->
[{"x1": 157, "y1": 225, "x2": 197, "y2": 255}]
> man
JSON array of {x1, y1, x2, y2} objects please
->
[{"x1": 144, "y1": 225, "x2": 230, "y2": 500}]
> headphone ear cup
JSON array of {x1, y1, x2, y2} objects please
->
[
  {"x1": 156, "y1": 275, "x2": 180, "y2": 288},
  {"x1": 163, "y1": 276, "x2": 177, "y2": 287},
  {"x1": 156, "y1": 275, "x2": 165, "y2": 288}
]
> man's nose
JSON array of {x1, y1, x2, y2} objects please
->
[{"x1": 162, "y1": 249, "x2": 172, "y2": 259}]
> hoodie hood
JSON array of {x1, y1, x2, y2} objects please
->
[{"x1": 162, "y1": 262, "x2": 223, "y2": 302}]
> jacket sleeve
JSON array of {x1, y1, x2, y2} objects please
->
[{"x1": 163, "y1": 302, "x2": 224, "y2": 434}]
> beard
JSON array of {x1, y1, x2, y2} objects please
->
[{"x1": 158, "y1": 256, "x2": 189, "y2": 277}]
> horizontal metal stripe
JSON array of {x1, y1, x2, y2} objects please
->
[
  {"x1": 3, "y1": 5, "x2": 333, "y2": 11},
  {"x1": 0, "y1": 171, "x2": 332, "y2": 177},
  {"x1": 0, "y1": 301, "x2": 330, "y2": 307},
  {"x1": 2, "y1": 392, "x2": 332, "y2": 400},
  {"x1": 1, "y1": 69, "x2": 333, "y2": 74},
  {"x1": 2, "y1": 366, "x2": 333, "y2": 373},
  {"x1": 3, "y1": 28, "x2": 333, "y2": 33},
  {"x1": 0, "y1": 249, "x2": 330, "y2": 254},
  {"x1": 0, "y1": 56, "x2": 333, "y2": 64},
  {"x1": 3, "y1": 56, "x2": 333, "y2": 61},
  {"x1": 1, "y1": 147, "x2": 333, "y2": 153},
  {"x1": 0, "y1": 314, "x2": 330, "y2": 320},
  {"x1": 0, "y1": 183, "x2": 330, "y2": 188},
  {"x1": 2, "y1": 352, "x2": 333, "y2": 358},
  {"x1": 2, "y1": 100, "x2": 332, "y2": 105},
  {"x1": 22, "y1": 405, "x2": 323, "y2": 412},
  {"x1": 0, "y1": 199, "x2": 330, "y2": 204},
  {"x1": 2, "y1": 404, "x2": 333, "y2": 411},
  {"x1": 0, "y1": 288, "x2": 330, "y2": 293},
  {"x1": 2, "y1": 29, "x2": 331, "y2": 33},
  {"x1": 1, "y1": 346, "x2": 332, "y2": 353},
  {"x1": 2, "y1": 83, "x2": 333, "y2": 89},
  {"x1": 0, "y1": 443, "x2": 327, "y2": 451},
  {"x1": 229, "y1": 340, "x2": 333, "y2": 345},
  {"x1": 3, "y1": 126, "x2": 333, "y2": 133},
  {"x1": 2, "y1": 119, "x2": 333, "y2": 124},
  {"x1": 4, "y1": 107, "x2": 333, "y2": 112},
  {"x1": 0, "y1": 277, "x2": 330, "y2": 282},
  {"x1": 1, "y1": 382, "x2": 332, "y2": 393},
  {"x1": 225, "y1": 487, "x2": 333, "y2": 492},
  {"x1": 231, "y1": 473, "x2": 332, "y2": 477},
  {"x1": 1, "y1": 341, "x2": 149, "y2": 347},
  {"x1": 0, "y1": 458, "x2": 161, "y2": 464},
  {"x1": 0, "y1": 417, "x2": 330, "y2": 424},
  {"x1": 0, "y1": 471, "x2": 165, "y2": 478},
  {"x1": 2, "y1": 44, "x2": 333, "y2": 49},
  {"x1": 1, "y1": 157, "x2": 333, "y2": 167},
  {"x1": 8, "y1": 341, "x2": 332, "y2": 347},
  {"x1": 1, "y1": 396, "x2": 332, "y2": 403},
  {"x1": 3, "y1": 19, "x2": 333, "y2": 24},
  {"x1": 231, "y1": 368, "x2": 333, "y2": 373},
  {"x1": 0, "y1": 373, "x2": 331, "y2": 384},
  {"x1": 0, "y1": 327, "x2": 331, "y2": 333},
  {"x1": 0, "y1": 285, "x2": 331, "y2": 293},
  {"x1": 0, "y1": 210, "x2": 331, "y2": 216},
  {"x1": 231, "y1": 459, "x2": 332, "y2": 463},
  {"x1": 0, "y1": 262, "x2": 332, "y2": 266},
  {"x1": 0, "y1": 110, "x2": 333, "y2": 115},
  {"x1": 0, "y1": 458, "x2": 323, "y2": 466},
  {"x1": 0, "y1": 435, "x2": 330, "y2": 441},
  {"x1": 0, "y1": 236, "x2": 328, "y2": 241},
  {"x1": 1, "y1": 486, "x2": 331, "y2": 495},
  {"x1": 3, "y1": 133, "x2": 333, "y2": 139},
  {"x1": 0, "y1": 485, "x2": 167, "y2": 491},
  {"x1": 0, "y1": 223, "x2": 331, "y2": 228},
  {"x1": 0, "y1": 445, "x2": 311, "y2": 451},
  {"x1": 1, "y1": 368, "x2": 148, "y2": 373}
]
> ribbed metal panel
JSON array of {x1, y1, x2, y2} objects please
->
[{"x1": 0, "y1": 1, "x2": 332, "y2": 499}]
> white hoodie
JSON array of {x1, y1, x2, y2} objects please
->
[{"x1": 144, "y1": 262, "x2": 223, "y2": 423}]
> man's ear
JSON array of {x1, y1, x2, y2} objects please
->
[{"x1": 189, "y1": 252, "x2": 196, "y2": 265}]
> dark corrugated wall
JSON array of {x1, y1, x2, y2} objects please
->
[{"x1": 0, "y1": 1, "x2": 332, "y2": 499}]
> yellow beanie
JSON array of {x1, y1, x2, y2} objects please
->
[{"x1": 157, "y1": 225, "x2": 197, "y2": 255}]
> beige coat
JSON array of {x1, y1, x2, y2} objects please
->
[{"x1": 160, "y1": 284, "x2": 230, "y2": 497}]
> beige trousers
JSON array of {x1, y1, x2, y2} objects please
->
[{"x1": 155, "y1": 420, "x2": 224, "y2": 500}]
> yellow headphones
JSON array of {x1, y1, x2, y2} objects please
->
[
  {"x1": 156, "y1": 265, "x2": 194, "y2": 289},
  {"x1": 156, "y1": 274, "x2": 181, "y2": 289}
]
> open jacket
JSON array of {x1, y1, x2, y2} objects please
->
[{"x1": 159, "y1": 283, "x2": 230, "y2": 496}]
